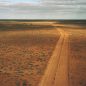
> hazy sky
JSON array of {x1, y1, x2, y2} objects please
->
[{"x1": 0, "y1": 0, "x2": 86, "y2": 19}]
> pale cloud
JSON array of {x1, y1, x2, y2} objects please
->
[{"x1": 0, "y1": 0, "x2": 86, "y2": 19}]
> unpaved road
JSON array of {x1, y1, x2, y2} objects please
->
[{"x1": 39, "y1": 25, "x2": 69, "y2": 86}]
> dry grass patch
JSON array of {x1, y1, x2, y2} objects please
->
[
  {"x1": 0, "y1": 22, "x2": 60, "y2": 86},
  {"x1": 68, "y1": 29, "x2": 86, "y2": 86}
]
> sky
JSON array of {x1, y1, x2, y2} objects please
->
[{"x1": 0, "y1": 0, "x2": 86, "y2": 19}]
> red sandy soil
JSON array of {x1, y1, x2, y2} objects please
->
[
  {"x1": 0, "y1": 22, "x2": 60, "y2": 86},
  {"x1": 39, "y1": 23, "x2": 86, "y2": 86},
  {"x1": 60, "y1": 24, "x2": 86, "y2": 86},
  {"x1": 1, "y1": 22, "x2": 86, "y2": 86},
  {"x1": 68, "y1": 28, "x2": 86, "y2": 86}
]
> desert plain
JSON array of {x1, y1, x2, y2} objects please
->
[{"x1": 0, "y1": 20, "x2": 86, "y2": 86}]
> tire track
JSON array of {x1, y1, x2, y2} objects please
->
[
  {"x1": 54, "y1": 30, "x2": 69, "y2": 86},
  {"x1": 39, "y1": 28, "x2": 66, "y2": 86}
]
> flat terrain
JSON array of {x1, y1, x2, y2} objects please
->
[
  {"x1": 68, "y1": 29, "x2": 86, "y2": 86},
  {"x1": 0, "y1": 22, "x2": 60, "y2": 86},
  {"x1": 0, "y1": 21, "x2": 86, "y2": 86},
  {"x1": 39, "y1": 22, "x2": 86, "y2": 86},
  {"x1": 58, "y1": 23, "x2": 86, "y2": 86},
  {"x1": 39, "y1": 27, "x2": 69, "y2": 86},
  {"x1": 57, "y1": 23, "x2": 86, "y2": 86}
]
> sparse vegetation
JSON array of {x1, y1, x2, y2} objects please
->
[
  {"x1": 0, "y1": 22, "x2": 54, "y2": 31},
  {"x1": 0, "y1": 21, "x2": 60, "y2": 86},
  {"x1": 68, "y1": 29, "x2": 86, "y2": 86}
]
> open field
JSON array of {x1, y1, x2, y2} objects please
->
[
  {"x1": 55, "y1": 22, "x2": 86, "y2": 86},
  {"x1": 0, "y1": 20, "x2": 86, "y2": 86},
  {"x1": 68, "y1": 29, "x2": 86, "y2": 86},
  {"x1": 42, "y1": 21, "x2": 86, "y2": 86},
  {"x1": 0, "y1": 22, "x2": 60, "y2": 86}
]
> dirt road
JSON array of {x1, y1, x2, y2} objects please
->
[{"x1": 39, "y1": 25, "x2": 69, "y2": 86}]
